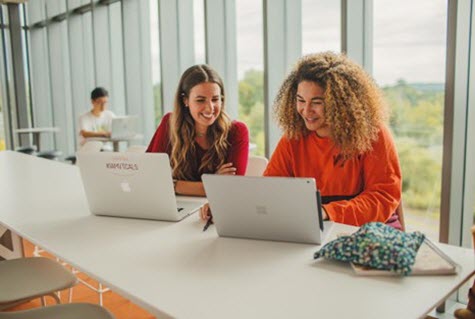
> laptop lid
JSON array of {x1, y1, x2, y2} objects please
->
[
  {"x1": 111, "y1": 116, "x2": 138, "y2": 139},
  {"x1": 202, "y1": 175, "x2": 330, "y2": 244},
  {"x1": 77, "y1": 152, "x2": 206, "y2": 221}
]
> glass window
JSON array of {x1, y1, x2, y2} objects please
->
[
  {"x1": 373, "y1": 0, "x2": 447, "y2": 240},
  {"x1": 150, "y1": 0, "x2": 162, "y2": 125},
  {"x1": 302, "y1": 0, "x2": 340, "y2": 55},
  {"x1": 236, "y1": 0, "x2": 264, "y2": 155}
]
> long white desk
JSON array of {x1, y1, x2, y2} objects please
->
[{"x1": 0, "y1": 151, "x2": 473, "y2": 319}]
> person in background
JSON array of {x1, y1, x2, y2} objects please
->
[
  {"x1": 78, "y1": 87, "x2": 116, "y2": 149},
  {"x1": 264, "y1": 51, "x2": 403, "y2": 229},
  {"x1": 147, "y1": 65, "x2": 249, "y2": 210}
]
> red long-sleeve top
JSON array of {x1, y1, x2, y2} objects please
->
[
  {"x1": 147, "y1": 112, "x2": 249, "y2": 180},
  {"x1": 264, "y1": 125, "x2": 402, "y2": 228}
]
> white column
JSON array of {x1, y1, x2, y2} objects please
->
[
  {"x1": 68, "y1": 14, "x2": 87, "y2": 146},
  {"x1": 108, "y1": 2, "x2": 126, "y2": 115},
  {"x1": 462, "y1": 0, "x2": 475, "y2": 248},
  {"x1": 204, "y1": 0, "x2": 238, "y2": 119},
  {"x1": 47, "y1": 20, "x2": 75, "y2": 155},
  {"x1": 82, "y1": 12, "x2": 95, "y2": 92},
  {"x1": 440, "y1": 0, "x2": 474, "y2": 246},
  {"x1": 46, "y1": 0, "x2": 65, "y2": 18},
  {"x1": 122, "y1": 0, "x2": 155, "y2": 142},
  {"x1": 26, "y1": 0, "x2": 46, "y2": 25},
  {"x1": 92, "y1": 4, "x2": 112, "y2": 92},
  {"x1": 341, "y1": 0, "x2": 372, "y2": 73},
  {"x1": 158, "y1": 0, "x2": 195, "y2": 114},
  {"x1": 263, "y1": 0, "x2": 302, "y2": 156},
  {"x1": 29, "y1": 27, "x2": 54, "y2": 150}
]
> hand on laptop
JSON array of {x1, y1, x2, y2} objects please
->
[
  {"x1": 200, "y1": 203, "x2": 212, "y2": 221},
  {"x1": 215, "y1": 163, "x2": 236, "y2": 175},
  {"x1": 322, "y1": 206, "x2": 329, "y2": 220}
]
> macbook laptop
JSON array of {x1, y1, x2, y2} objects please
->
[
  {"x1": 77, "y1": 152, "x2": 207, "y2": 221},
  {"x1": 111, "y1": 116, "x2": 138, "y2": 139},
  {"x1": 202, "y1": 175, "x2": 332, "y2": 244}
]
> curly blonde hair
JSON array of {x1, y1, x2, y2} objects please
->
[
  {"x1": 274, "y1": 51, "x2": 388, "y2": 157},
  {"x1": 170, "y1": 64, "x2": 231, "y2": 181}
]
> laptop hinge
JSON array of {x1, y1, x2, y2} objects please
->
[{"x1": 316, "y1": 190, "x2": 324, "y2": 231}]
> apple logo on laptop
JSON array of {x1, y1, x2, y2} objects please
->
[{"x1": 120, "y1": 181, "x2": 132, "y2": 193}]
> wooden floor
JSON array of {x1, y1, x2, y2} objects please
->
[{"x1": 4, "y1": 240, "x2": 156, "y2": 319}]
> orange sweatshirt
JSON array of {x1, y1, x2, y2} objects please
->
[{"x1": 264, "y1": 125, "x2": 402, "y2": 227}]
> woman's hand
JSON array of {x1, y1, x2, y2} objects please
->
[
  {"x1": 322, "y1": 206, "x2": 329, "y2": 220},
  {"x1": 216, "y1": 162, "x2": 237, "y2": 175},
  {"x1": 200, "y1": 203, "x2": 212, "y2": 221}
]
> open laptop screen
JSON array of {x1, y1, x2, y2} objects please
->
[{"x1": 202, "y1": 175, "x2": 330, "y2": 244}]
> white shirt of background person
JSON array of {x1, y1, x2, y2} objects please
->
[{"x1": 78, "y1": 88, "x2": 116, "y2": 149}]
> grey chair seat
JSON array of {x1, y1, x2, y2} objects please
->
[
  {"x1": 0, "y1": 257, "x2": 77, "y2": 310},
  {"x1": 36, "y1": 150, "x2": 62, "y2": 160},
  {"x1": 0, "y1": 303, "x2": 115, "y2": 319},
  {"x1": 15, "y1": 146, "x2": 37, "y2": 155},
  {"x1": 64, "y1": 155, "x2": 77, "y2": 165}
]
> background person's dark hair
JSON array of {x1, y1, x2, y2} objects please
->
[{"x1": 90, "y1": 87, "x2": 109, "y2": 100}]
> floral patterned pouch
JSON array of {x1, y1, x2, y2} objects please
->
[{"x1": 314, "y1": 222, "x2": 425, "y2": 275}]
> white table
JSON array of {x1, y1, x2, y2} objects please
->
[
  {"x1": 15, "y1": 127, "x2": 60, "y2": 151},
  {"x1": 86, "y1": 134, "x2": 143, "y2": 152},
  {"x1": 0, "y1": 151, "x2": 473, "y2": 319}
]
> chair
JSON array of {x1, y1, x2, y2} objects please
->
[
  {"x1": 0, "y1": 303, "x2": 115, "y2": 319},
  {"x1": 245, "y1": 155, "x2": 268, "y2": 176},
  {"x1": 33, "y1": 245, "x2": 110, "y2": 305},
  {"x1": 34, "y1": 141, "x2": 109, "y2": 304},
  {"x1": 0, "y1": 257, "x2": 77, "y2": 311},
  {"x1": 125, "y1": 145, "x2": 147, "y2": 153},
  {"x1": 15, "y1": 146, "x2": 37, "y2": 155},
  {"x1": 36, "y1": 150, "x2": 62, "y2": 161},
  {"x1": 64, "y1": 155, "x2": 77, "y2": 165}
]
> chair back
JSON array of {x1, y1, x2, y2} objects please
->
[
  {"x1": 245, "y1": 155, "x2": 268, "y2": 176},
  {"x1": 1, "y1": 303, "x2": 116, "y2": 319}
]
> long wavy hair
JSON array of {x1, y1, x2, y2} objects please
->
[
  {"x1": 274, "y1": 52, "x2": 388, "y2": 157},
  {"x1": 170, "y1": 64, "x2": 232, "y2": 180}
]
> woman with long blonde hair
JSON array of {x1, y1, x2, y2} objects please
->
[
  {"x1": 147, "y1": 64, "x2": 249, "y2": 199},
  {"x1": 264, "y1": 52, "x2": 402, "y2": 229}
]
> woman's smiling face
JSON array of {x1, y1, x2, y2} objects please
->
[
  {"x1": 296, "y1": 80, "x2": 330, "y2": 137},
  {"x1": 184, "y1": 82, "x2": 222, "y2": 132}
]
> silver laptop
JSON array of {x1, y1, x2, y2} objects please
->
[
  {"x1": 111, "y1": 116, "x2": 138, "y2": 139},
  {"x1": 202, "y1": 175, "x2": 332, "y2": 244},
  {"x1": 77, "y1": 152, "x2": 207, "y2": 221}
]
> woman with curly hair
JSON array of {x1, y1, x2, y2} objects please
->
[
  {"x1": 264, "y1": 52, "x2": 402, "y2": 229},
  {"x1": 147, "y1": 64, "x2": 249, "y2": 198}
]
